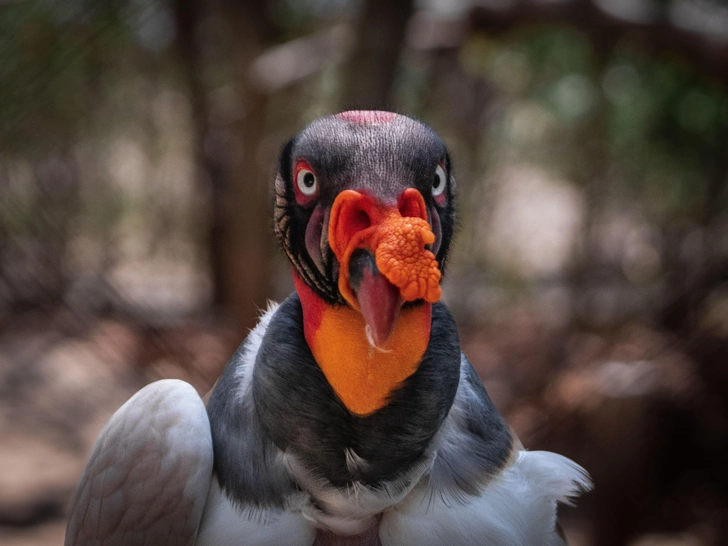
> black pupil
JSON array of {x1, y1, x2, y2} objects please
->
[
  {"x1": 303, "y1": 172, "x2": 315, "y2": 188},
  {"x1": 433, "y1": 174, "x2": 441, "y2": 188}
]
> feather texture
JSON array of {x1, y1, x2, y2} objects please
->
[
  {"x1": 195, "y1": 480, "x2": 315, "y2": 546},
  {"x1": 379, "y1": 450, "x2": 592, "y2": 546},
  {"x1": 64, "y1": 380, "x2": 213, "y2": 546}
]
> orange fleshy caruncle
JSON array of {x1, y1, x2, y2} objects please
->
[
  {"x1": 329, "y1": 189, "x2": 442, "y2": 307},
  {"x1": 374, "y1": 215, "x2": 441, "y2": 302}
]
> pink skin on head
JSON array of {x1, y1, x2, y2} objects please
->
[{"x1": 335, "y1": 111, "x2": 398, "y2": 124}]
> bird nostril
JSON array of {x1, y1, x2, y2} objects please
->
[{"x1": 352, "y1": 208, "x2": 371, "y2": 232}]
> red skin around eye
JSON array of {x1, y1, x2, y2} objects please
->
[{"x1": 293, "y1": 160, "x2": 318, "y2": 205}]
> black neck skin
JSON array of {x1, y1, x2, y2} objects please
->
[
  {"x1": 208, "y1": 292, "x2": 517, "y2": 511},
  {"x1": 253, "y1": 293, "x2": 461, "y2": 488}
]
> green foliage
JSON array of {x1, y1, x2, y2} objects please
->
[
  {"x1": 460, "y1": 25, "x2": 727, "y2": 221},
  {"x1": 0, "y1": 0, "x2": 138, "y2": 155}
]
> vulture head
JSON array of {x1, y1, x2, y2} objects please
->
[{"x1": 273, "y1": 111, "x2": 456, "y2": 349}]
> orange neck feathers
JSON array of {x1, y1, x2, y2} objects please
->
[{"x1": 294, "y1": 275, "x2": 432, "y2": 416}]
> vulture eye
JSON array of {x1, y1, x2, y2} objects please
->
[
  {"x1": 432, "y1": 165, "x2": 446, "y2": 198},
  {"x1": 297, "y1": 168, "x2": 318, "y2": 196}
]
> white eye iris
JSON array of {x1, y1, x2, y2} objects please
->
[
  {"x1": 432, "y1": 165, "x2": 446, "y2": 197},
  {"x1": 296, "y1": 168, "x2": 317, "y2": 196}
]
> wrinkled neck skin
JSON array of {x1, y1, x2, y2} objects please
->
[{"x1": 293, "y1": 274, "x2": 432, "y2": 416}]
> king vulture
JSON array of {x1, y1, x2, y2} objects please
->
[{"x1": 65, "y1": 111, "x2": 591, "y2": 546}]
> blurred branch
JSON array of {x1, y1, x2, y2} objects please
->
[
  {"x1": 247, "y1": 11, "x2": 469, "y2": 95},
  {"x1": 249, "y1": 24, "x2": 354, "y2": 93},
  {"x1": 467, "y1": 0, "x2": 728, "y2": 88}
]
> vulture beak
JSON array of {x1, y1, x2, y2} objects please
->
[{"x1": 328, "y1": 188, "x2": 442, "y2": 348}]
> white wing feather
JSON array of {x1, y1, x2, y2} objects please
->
[
  {"x1": 380, "y1": 450, "x2": 592, "y2": 546},
  {"x1": 195, "y1": 480, "x2": 316, "y2": 546},
  {"x1": 65, "y1": 379, "x2": 213, "y2": 546}
]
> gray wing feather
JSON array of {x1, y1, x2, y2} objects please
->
[
  {"x1": 65, "y1": 379, "x2": 213, "y2": 546},
  {"x1": 428, "y1": 354, "x2": 513, "y2": 500}
]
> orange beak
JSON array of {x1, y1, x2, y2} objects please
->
[{"x1": 328, "y1": 188, "x2": 442, "y2": 346}]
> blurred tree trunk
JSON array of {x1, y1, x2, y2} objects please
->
[
  {"x1": 341, "y1": 0, "x2": 414, "y2": 109},
  {"x1": 659, "y1": 126, "x2": 728, "y2": 331},
  {"x1": 0, "y1": 152, "x2": 79, "y2": 310},
  {"x1": 174, "y1": 0, "x2": 279, "y2": 334}
]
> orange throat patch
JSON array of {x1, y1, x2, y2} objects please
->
[
  {"x1": 309, "y1": 304, "x2": 431, "y2": 416},
  {"x1": 296, "y1": 278, "x2": 432, "y2": 416}
]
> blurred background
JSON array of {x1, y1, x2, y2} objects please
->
[{"x1": 1, "y1": 0, "x2": 727, "y2": 544}]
